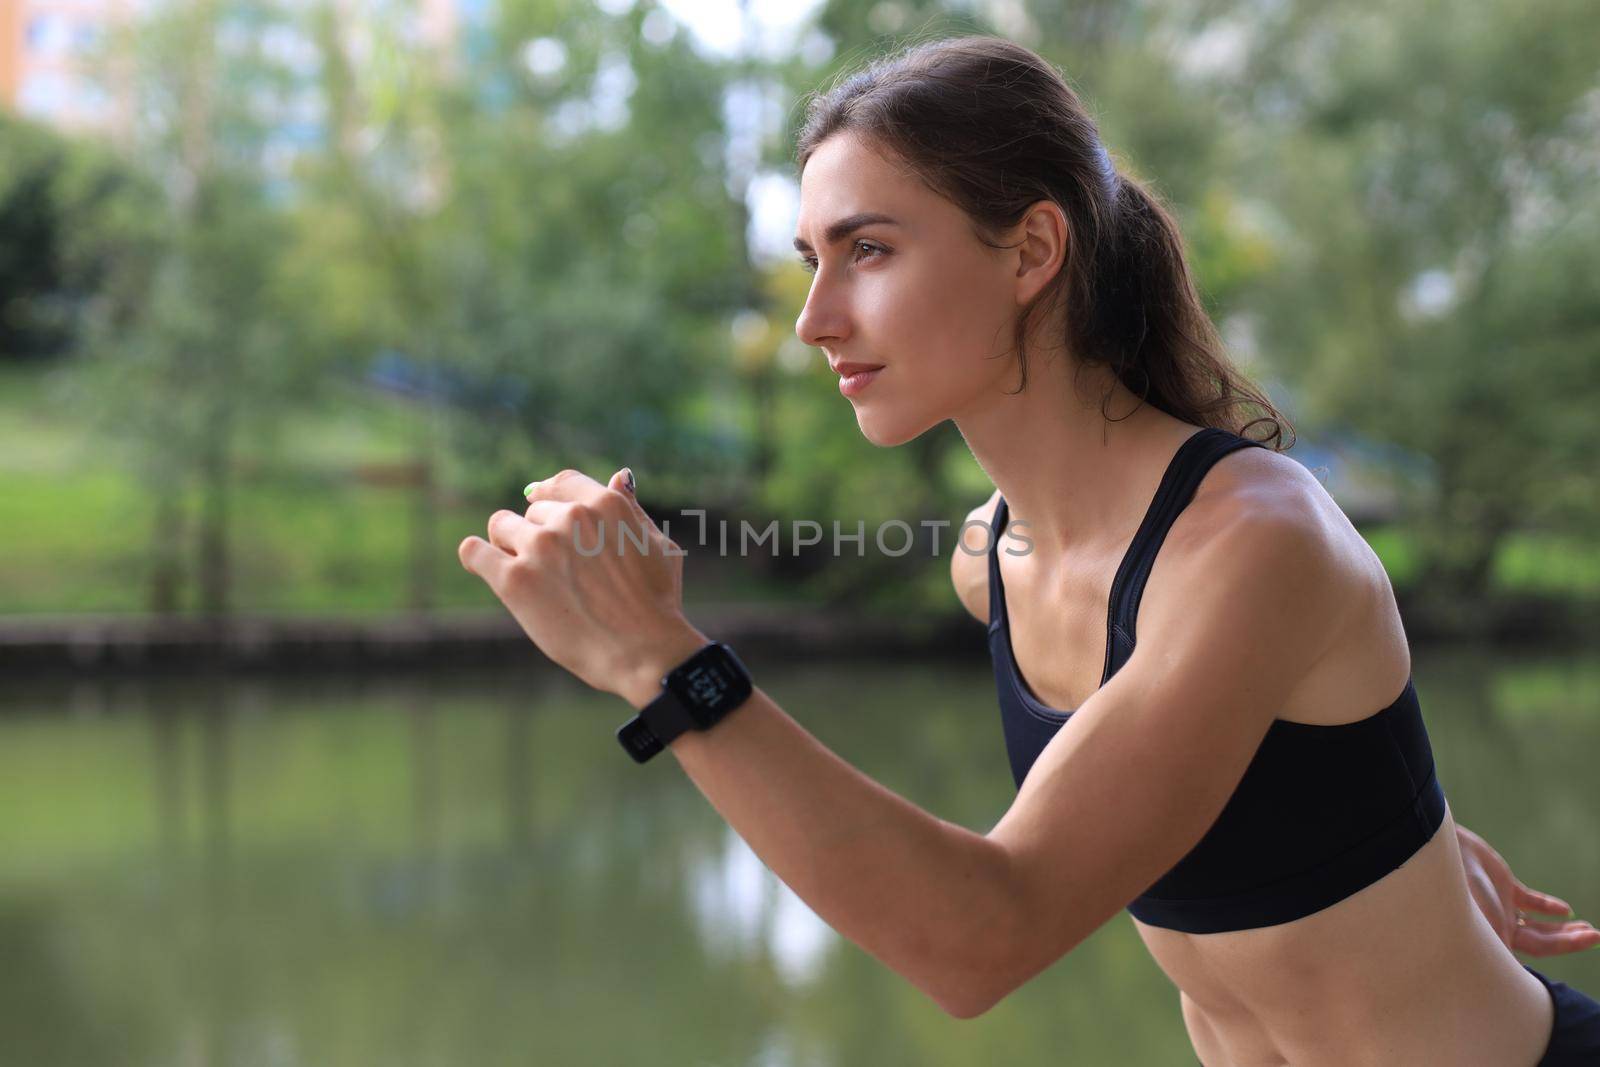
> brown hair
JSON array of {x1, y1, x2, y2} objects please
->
[{"x1": 794, "y1": 34, "x2": 1294, "y2": 450}]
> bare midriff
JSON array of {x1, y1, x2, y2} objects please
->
[{"x1": 1136, "y1": 809, "x2": 1555, "y2": 1067}]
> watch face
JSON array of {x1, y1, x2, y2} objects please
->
[
  {"x1": 683, "y1": 663, "x2": 733, "y2": 706},
  {"x1": 666, "y1": 644, "x2": 752, "y2": 726}
]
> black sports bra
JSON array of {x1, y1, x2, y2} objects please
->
[{"x1": 985, "y1": 427, "x2": 1447, "y2": 933}]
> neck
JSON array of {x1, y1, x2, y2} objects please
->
[{"x1": 953, "y1": 354, "x2": 1201, "y2": 558}]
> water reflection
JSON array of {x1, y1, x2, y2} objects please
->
[
  {"x1": 688, "y1": 824, "x2": 838, "y2": 989},
  {"x1": 0, "y1": 649, "x2": 1595, "y2": 1066}
]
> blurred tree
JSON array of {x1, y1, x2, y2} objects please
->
[
  {"x1": 432, "y1": 0, "x2": 759, "y2": 506},
  {"x1": 0, "y1": 117, "x2": 141, "y2": 363},
  {"x1": 290, "y1": 0, "x2": 464, "y2": 613},
  {"x1": 1191, "y1": 0, "x2": 1600, "y2": 610},
  {"x1": 8, "y1": 0, "x2": 1593, "y2": 623},
  {"x1": 62, "y1": 0, "x2": 318, "y2": 616},
  {"x1": 282, "y1": 0, "x2": 763, "y2": 612}
]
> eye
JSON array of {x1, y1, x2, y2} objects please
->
[
  {"x1": 852, "y1": 239, "x2": 886, "y2": 263},
  {"x1": 796, "y1": 240, "x2": 888, "y2": 274}
]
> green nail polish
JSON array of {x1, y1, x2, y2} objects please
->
[{"x1": 523, "y1": 481, "x2": 538, "y2": 498}]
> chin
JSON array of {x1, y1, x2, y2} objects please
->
[{"x1": 855, "y1": 409, "x2": 939, "y2": 448}]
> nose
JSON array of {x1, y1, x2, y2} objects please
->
[{"x1": 794, "y1": 273, "x2": 850, "y2": 350}]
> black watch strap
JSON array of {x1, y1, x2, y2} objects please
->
[
  {"x1": 616, "y1": 715, "x2": 667, "y2": 763},
  {"x1": 615, "y1": 641, "x2": 752, "y2": 763},
  {"x1": 616, "y1": 687, "x2": 700, "y2": 763}
]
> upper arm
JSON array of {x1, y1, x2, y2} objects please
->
[
  {"x1": 952, "y1": 489, "x2": 1002, "y2": 625},
  {"x1": 979, "y1": 504, "x2": 1360, "y2": 1008}
]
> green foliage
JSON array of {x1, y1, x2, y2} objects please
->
[
  {"x1": 1200, "y1": 0, "x2": 1600, "y2": 596},
  {"x1": 0, "y1": 116, "x2": 159, "y2": 363},
  {"x1": 2, "y1": 0, "x2": 1596, "y2": 618}
]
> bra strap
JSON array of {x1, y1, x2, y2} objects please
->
[
  {"x1": 986, "y1": 495, "x2": 1009, "y2": 626},
  {"x1": 1103, "y1": 428, "x2": 1269, "y2": 678}
]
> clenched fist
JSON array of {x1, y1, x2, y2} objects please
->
[{"x1": 458, "y1": 466, "x2": 709, "y2": 706}]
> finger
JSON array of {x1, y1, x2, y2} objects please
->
[
  {"x1": 520, "y1": 502, "x2": 644, "y2": 568},
  {"x1": 523, "y1": 497, "x2": 633, "y2": 544},
  {"x1": 607, "y1": 465, "x2": 662, "y2": 533},
  {"x1": 458, "y1": 535, "x2": 511, "y2": 581},
  {"x1": 523, "y1": 468, "x2": 606, "y2": 506},
  {"x1": 1512, "y1": 882, "x2": 1574, "y2": 917},
  {"x1": 608, "y1": 466, "x2": 635, "y2": 497},
  {"x1": 524, "y1": 499, "x2": 564, "y2": 524},
  {"x1": 486, "y1": 509, "x2": 535, "y2": 555},
  {"x1": 527, "y1": 470, "x2": 657, "y2": 539},
  {"x1": 1513, "y1": 919, "x2": 1600, "y2": 958}
]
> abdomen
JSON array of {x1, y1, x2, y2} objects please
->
[{"x1": 1133, "y1": 807, "x2": 1554, "y2": 1066}]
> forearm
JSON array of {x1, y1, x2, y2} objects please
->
[{"x1": 623, "y1": 646, "x2": 1022, "y2": 1017}]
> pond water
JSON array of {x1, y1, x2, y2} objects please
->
[{"x1": 2, "y1": 645, "x2": 1597, "y2": 1065}]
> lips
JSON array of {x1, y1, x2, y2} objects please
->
[
  {"x1": 837, "y1": 365, "x2": 884, "y2": 398},
  {"x1": 831, "y1": 361, "x2": 886, "y2": 376}
]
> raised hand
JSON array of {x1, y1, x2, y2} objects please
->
[
  {"x1": 458, "y1": 466, "x2": 707, "y2": 703},
  {"x1": 1457, "y1": 823, "x2": 1600, "y2": 957}
]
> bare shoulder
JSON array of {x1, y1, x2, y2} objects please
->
[
  {"x1": 1155, "y1": 442, "x2": 1386, "y2": 649},
  {"x1": 951, "y1": 488, "x2": 1002, "y2": 624},
  {"x1": 1190, "y1": 442, "x2": 1387, "y2": 586}
]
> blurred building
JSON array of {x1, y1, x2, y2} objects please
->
[{"x1": 0, "y1": 0, "x2": 136, "y2": 138}]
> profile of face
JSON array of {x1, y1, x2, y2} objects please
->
[{"x1": 792, "y1": 131, "x2": 1065, "y2": 446}]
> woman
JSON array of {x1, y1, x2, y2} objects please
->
[{"x1": 459, "y1": 35, "x2": 1600, "y2": 1066}]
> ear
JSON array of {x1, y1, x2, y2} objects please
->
[{"x1": 1012, "y1": 199, "x2": 1068, "y2": 306}]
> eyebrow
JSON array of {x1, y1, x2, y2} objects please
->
[{"x1": 792, "y1": 212, "x2": 901, "y2": 253}]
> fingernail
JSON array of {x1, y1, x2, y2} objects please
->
[
  {"x1": 523, "y1": 481, "x2": 538, "y2": 498},
  {"x1": 622, "y1": 467, "x2": 635, "y2": 494}
]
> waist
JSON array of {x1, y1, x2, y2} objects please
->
[{"x1": 1136, "y1": 813, "x2": 1554, "y2": 1066}]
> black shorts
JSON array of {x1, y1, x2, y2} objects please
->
[{"x1": 1525, "y1": 963, "x2": 1600, "y2": 1065}]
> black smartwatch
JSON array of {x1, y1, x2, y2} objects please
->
[{"x1": 616, "y1": 641, "x2": 754, "y2": 763}]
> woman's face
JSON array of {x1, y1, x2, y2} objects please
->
[{"x1": 793, "y1": 132, "x2": 1029, "y2": 446}]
